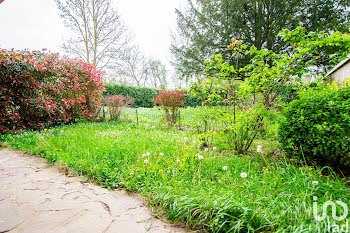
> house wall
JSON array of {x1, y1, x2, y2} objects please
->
[{"x1": 330, "y1": 60, "x2": 350, "y2": 83}]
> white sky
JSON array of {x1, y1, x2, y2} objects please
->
[{"x1": 0, "y1": 0, "x2": 185, "y2": 70}]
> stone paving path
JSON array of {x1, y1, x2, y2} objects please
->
[{"x1": 0, "y1": 149, "x2": 185, "y2": 233}]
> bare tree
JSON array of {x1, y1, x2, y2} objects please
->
[
  {"x1": 55, "y1": 0, "x2": 132, "y2": 70},
  {"x1": 117, "y1": 46, "x2": 150, "y2": 86},
  {"x1": 147, "y1": 59, "x2": 167, "y2": 89}
]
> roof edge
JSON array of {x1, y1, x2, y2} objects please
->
[{"x1": 326, "y1": 56, "x2": 350, "y2": 77}]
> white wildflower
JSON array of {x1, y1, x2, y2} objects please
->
[
  {"x1": 141, "y1": 154, "x2": 146, "y2": 158},
  {"x1": 213, "y1": 147, "x2": 217, "y2": 150},
  {"x1": 146, "y1": 152, "x2": 150, "y2": 156},
  {"x1": 197, "y1": 154, "x2": 204, "y2": 160},
  {"x1": 204, "y1": 148, "x2": 209, "y2": 152},
  {"x1": 312, "y1": 181, "x2": 319, "y2": 186},
  {"x1": 144, "y1": 159, "x2": 149, "y2": 164},
  {"x1": 223, "y1": 166, "x2": 228, "y2": 171},
  {"x1": 257, "y1": 145, "x2": 263, "y2": 153},
  {"x1": 152, "y1": 126, "x2": 155, "y2": 129},
  {"x1": 240, "y1": 172, "x2": 247, "y2": 178},
  {"x1": 159, "y1": 153, "x2": 164, "y2": 156}
]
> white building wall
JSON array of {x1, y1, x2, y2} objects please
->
[{"x1": 330, "y1": 61, "x2": 350, "y2": 83}]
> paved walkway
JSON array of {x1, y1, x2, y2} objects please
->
[{"x1": 0, "y1": 149, "x2": 185, "y2": 233}]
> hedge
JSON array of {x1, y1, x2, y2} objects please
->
[
  {"x1": 0, "y1": 49, "x2": 104, "y2": 134},
  {"x1": 183, "y1": 91, "x2": 203, "y2": 107},
  {"x1": 279, "y1": 82, "x2": 350, "y2": 168},
  {"x1": 104, "y1": 83, "x2": 158, "y2": 108},
  {"x1": 104, "y1": 83, "x2": 202, "y2": 108}
]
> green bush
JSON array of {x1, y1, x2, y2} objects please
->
[
  {"x1": 277, "y1": 83, "x2": 300, "y2": 104},
  {"x1": 104, "y1": 83, "x2": 202, "y2": 108},
  {"x1": 279, "y1": 82, "x2": 350, "y2": 168},
  {"x1": 277, "y1": 82, "x2": 322, "y2": 106},
  {"x1": 182, "y1": 89, "x2": 202, "y2": 107}
]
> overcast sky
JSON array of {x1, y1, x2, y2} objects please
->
[{"x1": 0, "y1": 0, "x2": 185, "y2": 69}]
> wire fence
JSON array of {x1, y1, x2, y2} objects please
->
[
  {"x1": 106, "y1": 107, "x2": 229, "y2": 132},
  {"x1": 99, "y1": 106, "x2": 234, "y2": 133},
  {"x1": 120, "y1": 107, "x2": 182, "y2": 127}
]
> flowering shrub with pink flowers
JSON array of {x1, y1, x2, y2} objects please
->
[{"x1": 0, "y1": 49, "x2": 105, "y2": 134}]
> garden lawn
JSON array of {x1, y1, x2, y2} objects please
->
[
  {"x1": 120, "y1": 107, "x2": 228, "y2": 130},
  {"x1": 1, "y1": 122, "x2": 349, "y2": 232}
]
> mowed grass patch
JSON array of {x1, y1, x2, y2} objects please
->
[{"x1": 1, "y1": 122, "x2": 349, "y2": 232}]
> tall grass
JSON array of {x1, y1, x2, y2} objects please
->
[{"x1": 1, "y1": 121, "x2": 349, "y2": 232}]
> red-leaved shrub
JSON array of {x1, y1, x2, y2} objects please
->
[
  {"x1": 0, "y1": 49, "x2": 105, "y2": 134},
  {"x1": 154, "y1": 90, "x2": 185, "y2": 124},
  {"x1": 102, "y1": 95, "x2": 134, "y2": 120}
]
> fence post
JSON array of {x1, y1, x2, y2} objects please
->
[
  {"x1": 102, "y1": 106, "x2": 105, "y2": 120},
  {"x1": 136, "y1": 108, "x2": 139, "y2": 125}
]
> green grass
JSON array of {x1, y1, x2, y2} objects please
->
[
  {"x1": 1, "y1": 121, "x2": 349, "y2": 232},
  {"x1": 119, "y1": 106, "x2": 228, "y2": 131}
]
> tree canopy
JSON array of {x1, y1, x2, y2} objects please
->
[{"x1": 171, "y1": 0, "x2": 350, "y2": 81}]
